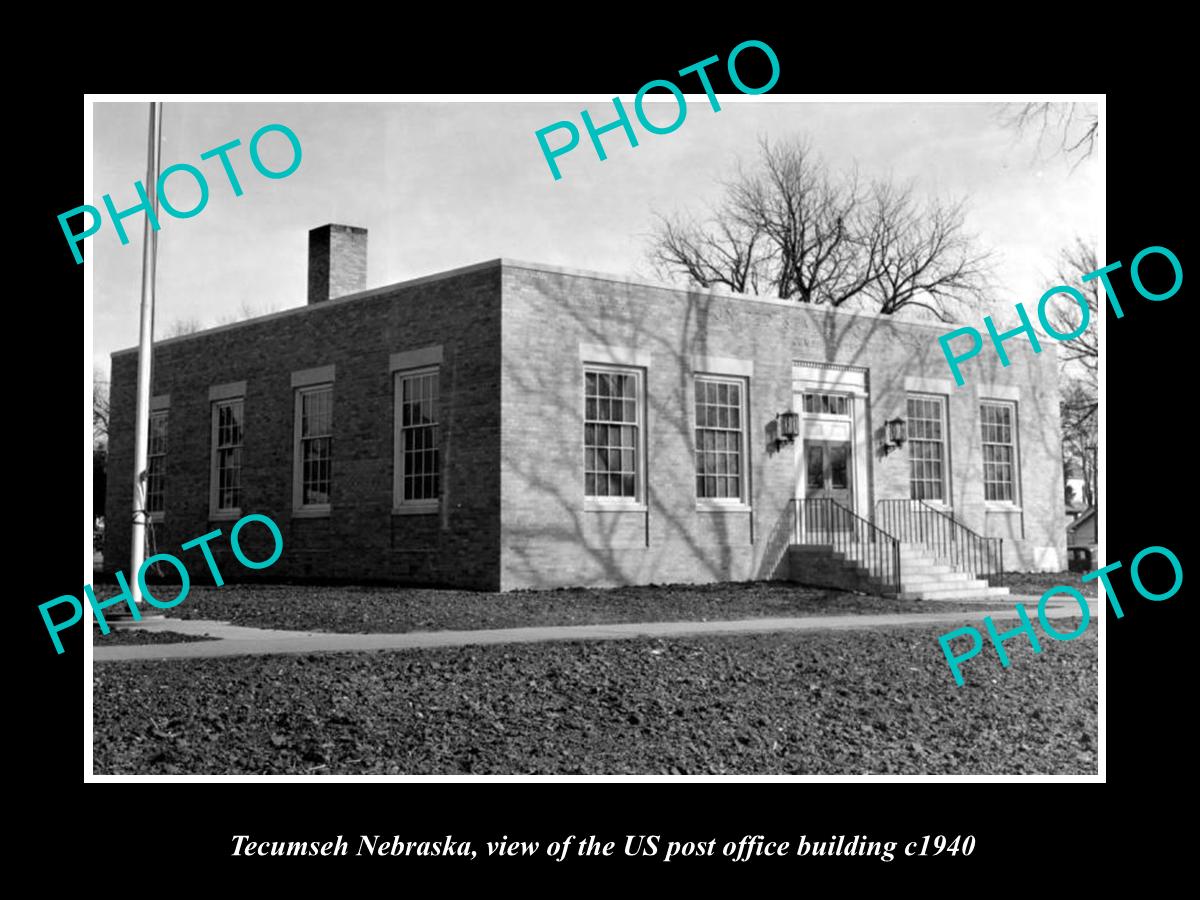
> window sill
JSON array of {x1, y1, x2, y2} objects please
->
[
  {"x1": 584, "y1": 501, "x2": 647, "y2": 513},
  {"x1": 293, "y1": 506, "x2": 331, "y2": 519},
  {"x1": 393, "y1": 503, "x2": 440, "y2": 516},
  {"x1": 985, "y1": 504, "x2": 1022, "y2": 513},
  {"x1": 209, "y1": 509, "x2": 242, "y2": 522},
  {"x1": 696, "y1": 502, "x2": 752, "y2": 514}
]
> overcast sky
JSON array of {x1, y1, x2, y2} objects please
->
[{"x1": 90, "y1": 99, "x2": 1100, "y2": 372}]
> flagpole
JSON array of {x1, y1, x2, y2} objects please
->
[{"x1": 129, "y1": 101, "x2": 162, "y2": 611}]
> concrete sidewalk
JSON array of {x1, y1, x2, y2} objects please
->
[{"x1": 93, "y1": 596, "x2": 1097, "y2": 662}]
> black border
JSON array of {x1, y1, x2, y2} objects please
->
[{"x1": 25, "y1": 25, "x2": 1190, "y2": 882}]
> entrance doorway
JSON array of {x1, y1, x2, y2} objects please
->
[
  {"x1": 799, "y1": 390, "x2": 855, "y2": 536},
  {"x1": 792, "y1": 363, "x2": 870, "y2": 543}
]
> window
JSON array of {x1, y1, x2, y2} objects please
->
[
  {"x1": 584, "y1": 366, "x2": 642, "y2": 502},
  {"x1": 907, "y1": 394, "x2": 947, "y2": 502},
  {"x1": 394, "y1": 368, "x2": 440, "y2": 509},
  {"x1": 802, "y1": 392, "x2": 849, "y2": 416},
  {"x1": 146, "y1": 411, "x2": 167, "y2": 519},
  {"x1": 211, "y1": 398, "x2": 244, "y2": 516},
  {"x1": 694, "y1": 376, "x2": 747, "y2": 502},
  {"x1": 981, "y1": 400, "x2": 1018, "y2": 503},
  {"x1": 294, "y1": 385, "x2": 333, "y2": 512}
]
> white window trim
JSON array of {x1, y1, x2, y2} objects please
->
[
  {"x1": 981, "y1": 398, "x2": 1021, "y2": 508},
  {"x1": 146, "y1": 408, "x2": 168, "y2": 523},
  {"x1": 209, "y1": 396, "x2": 244, "y2": 521},
  {"x1": 293, "y1": 384, "x2": 333, "y2": 518},
  {"x1": 692, "y1": 373, "x2": 752, "y2": 512},
  {"x1": 583, "y1": 363, "x2": 647, "y2": 512},
  {"x1": 906, "y1": 392, "x2": 952, "y2": 508},
  {"x1": 393, "y1": 365, "x2": 441, "y2": 515}
]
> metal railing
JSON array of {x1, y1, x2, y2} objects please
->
[
  {"x1": 793, "y1": 497, "x2": 901, "y2": 593},
  {"x1": 875, "y1": 499, "x2": 1003, "y2": 579}
]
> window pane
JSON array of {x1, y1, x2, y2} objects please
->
[
  {"x1": 830, "y1": 443, "x2": 848, "y2": 489},
  {"x1": 980, "y1": 402, "x2": 1017, "y2": 505},
  {"x1": 298, "y1": 387, "x2": 333, "y2": 506},
  {"x1": 694, "y1": 377, "x2": 746, "y2": 502},
  {"x1": 907, "y1": 394, "x2": 946, "y2": 501},
  {"x1": 585, "y1": 367, "x2": 640, "y2": 498},
  {"x1": 807, "y1": 445, "x2": 824, "y2": 489},
  {"x1": 398, "y1": 372, "x2": 440, "y2": 503},
  {"x1": 213, "y1": 400, "x2": 243, "y2": 510},
  {"x1": 147, "y1": 411, "x2": 169, "y2": 513}
]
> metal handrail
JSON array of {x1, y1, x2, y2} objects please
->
[
  {"x1": 874, "y1": 499, "x2": 1004, "y2": 579},
  {"x1": 792, "y1": 497, "x2": 901, "y2": 593}
]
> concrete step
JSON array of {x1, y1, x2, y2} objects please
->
[
  {"x1": 902, "y1": 580, "x2": 988, "y2": 595},
  {"x1": 842, "y1": 556, "x2": 954, "y2": 576},
  {"x1": 899, "y1": 576, "x2": 987, "y2": 592},
  {"x1": 788, "y1": 544, "x2": 1010, "y2": 601},
  {"x1": 902, "y1": 570, "x2": 973, "y2": 582},
  {"x1": 898, "y1": 586, "x2": 1012, "y2": 601}
]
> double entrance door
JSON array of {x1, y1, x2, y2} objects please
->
[
  {"x1": 800, "y1": 395, "x2": 855, "y2": 535},
  {"x1": 805, "y1": 439, "x2": 854, "y2": 534},
  {"x1": 805, "y1": 439, "x2": 851, "y2": 507}
]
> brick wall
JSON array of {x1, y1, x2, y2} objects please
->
[
  {"x1": 105, "y1": 264, "x2": 503, "y2": 589},
  {"x1": 499, "y1": 264, "x2": 1066, "y2": 590},
  {"x1": 105, "y1": 258, "x2": 1066, "y2": 595}
]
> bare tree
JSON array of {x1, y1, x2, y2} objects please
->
[
  {"x1": 1048, "y1": 238, "x2": 1099, "y2": 508},
  {"x1": 214, "y1": 300, "x2": 282, "y2": 328},
  {"x1": 1048, "y1": 237, "x2": 1099, "y2": 391},
  {"x1": 93, "y1": 368, "x2": 110, "y2": 527},
  {"x1": 649, "y1": 136, "x2": 991, "y2": 320},
  {"x1": 999, "y1": 103, "x2": 1098, "y2": 166},
  {"x1": 1061, "y1": 377, "x2": 1097, "y2": 508},
  {"x1": 164, "y1": 301, "x2": 282, "y2": 336},
  {"x1": 93, "y1": 367, "x2": 110, "y2": 447},
  {"x1": 164, "y1": 316, "x2": 205, "y2": 338},
  {"x1": 728, "y1": 138, "x2": 875, "y2": 305},
  {"x1": 650, "y1": 211, "x2": 767, "y2": 295},
  {"x1": 860, "y1": 181, "x2": 992, "y2": 319}
]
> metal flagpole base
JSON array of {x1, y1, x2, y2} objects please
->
[{"x1": 102, "y1": 608, "x2": 168, "y2": 630}]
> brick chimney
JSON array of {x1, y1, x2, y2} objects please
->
[{"x1": 308, "y1": 224, "x2": 367, "y2": 304}]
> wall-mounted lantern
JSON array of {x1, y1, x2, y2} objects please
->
[
  {"x1": 882, "y1": 416, "x2": 907, "y2": 455},
  {"x1": 772, "y1": 410, "x2": 800, "y2": 452}
]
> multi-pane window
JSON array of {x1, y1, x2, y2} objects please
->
[
  {"x1": 295, "y1": 385, "x2": 333, "y2": 509},
  {"x1": 981, "y1": 401, "x2": 1018, "y2": 503},
  {"x1": 907, "y1": 394, "x2": 947, "y2": 501},
  {"x1": 694, "y1": 376, "x2": 746, "y2": 501},
  {"x1": 212, "y1": 398, "x2": 244, "y2": 513},
  {"x1": 584, "y1": 367, "x2": 641, "y2": 500},
  {"x1": 146, "y1": 411, "x2": 167, "y2": 517},
  {"x1": 802, "y1": 392, "x2": 849, "y2": 416},
  {"x1": 396, "y1": 369, "x2": 440, "y2": 505}
]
